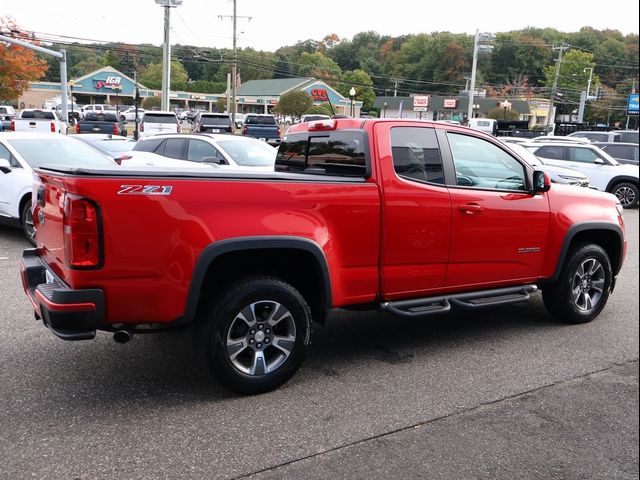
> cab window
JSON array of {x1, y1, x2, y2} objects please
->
[{"x1": 447, "y1": 133, "x2": 526, "y2": 191}]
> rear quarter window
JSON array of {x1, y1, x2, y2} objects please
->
[
  {"x1": 133, "y1": 137, "x2": 165, "y2": 153},
  {"x1": 276, "y1": 131, "x2": 367, "y2": 177}
]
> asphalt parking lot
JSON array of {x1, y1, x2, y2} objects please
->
[{"x1": 0, "y1": 211, "x2": 637, "y2": 480}]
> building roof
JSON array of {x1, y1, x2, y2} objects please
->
[{"x1": 236, "y1": 78, "x2": 314, "y2": 96}]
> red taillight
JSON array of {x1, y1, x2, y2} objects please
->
[
  {"x1": 75, "y1": 123, "x2": 80, "y2": 134},
  {"x1": 242, "y1": 125, "x2": 248, "y2": 135},
  {"x1": 50, "y1": 122, "x2": 56, "y2": 133},
  {"x1": 10, "y1": 120, "x2": 15, "y2": 131},
  {"x1": 63, "y1": 194, "x2": 101, "y2": 268},
  {"x1": 140, "y1": 122, "x2": 144, "y2": 132},
  {"x1": 276, "y1": 126, "x2": 281, "y2": 136},
  {"x1": 113, "y1": 123, "x2": 118, "y2": 135}
]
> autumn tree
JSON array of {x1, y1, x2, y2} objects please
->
[{"x1": 0, "y1": 17, "x2": 48, "y2": 101}]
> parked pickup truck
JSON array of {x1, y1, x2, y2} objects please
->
[
  {"x1": 21, "y1": 118, "x2": 627, "y2": 395},
  {"x1": 241, "y1": 113, "x2": 281, "y2": 145},
  {"x1": 75, "y1": 112, "x2": 127, "y2": 136},
  {"x1": 11, "y1": 109, "x2": 68, "y2": 134}
]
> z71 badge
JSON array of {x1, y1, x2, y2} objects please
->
[{"x1": 117, "y1": 185, "x2": 173, "y2": 195}]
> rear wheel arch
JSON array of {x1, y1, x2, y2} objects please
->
[{"x1": 182, "y1": 237, "x2": 332, "y2": 327}]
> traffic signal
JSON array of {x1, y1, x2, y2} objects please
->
[{"x1": 596, "y1": 87, "x2": 605, "y2": 100}]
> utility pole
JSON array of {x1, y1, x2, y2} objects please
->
[
  {"x1": 546, "y1": 43, "x2": 569, "y2": 129},
  {"x1": 393, "y1": 79, "x2": 399, "y2": 97},
  {"x1": 219, "y1": 2, "x2": 251, "y2": 128},
  {"x1": 155, "y1": 0, "x2": 182, "y2": 111},
  {"x1": 467, "y1": 30, "x2": 494, "y2": 122},
  {"x1": 0, "y1": 34, "x2": 69, "y2": 127}
]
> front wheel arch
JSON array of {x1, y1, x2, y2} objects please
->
[
  {"x1": 547, "y1": 223, "x2": 624, "y2": 284},
  {"x1": 19, "y1": 194, "x2": 35, "y2": 245}
]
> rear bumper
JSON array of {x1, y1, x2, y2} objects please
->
[{"x1": 21, "y1": 249, "x2": 105, "y2": 341}]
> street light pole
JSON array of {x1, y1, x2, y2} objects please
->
[
  {"x1": 584, "y1": 67, "x2": 594, "y2": 99},
  {"x1": 349, "y1": 87, "x2": 356, "y2": 117}
]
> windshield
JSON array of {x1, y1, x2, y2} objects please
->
[
  {"x1": 8, "y1": 137, "x2": 115, "y2": 168},
  {"x1": 245, "y1": 115, "x2": 277, "y2": 125},
  {"x1": 218, "y1": 138, "x2": 276, "y2": 166},
  {"x1": 92, "y1": 139, "x2": 136, "y2": 154}
]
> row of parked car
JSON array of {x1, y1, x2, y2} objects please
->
[{"x1": 1, "y1": 118, "x2": 638, "y2": 246}]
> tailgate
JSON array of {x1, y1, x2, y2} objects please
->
[{"x1": 32, "y1": 171, "x2": 71, "y2": 280}]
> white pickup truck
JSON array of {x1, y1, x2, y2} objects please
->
[{"x1": 10, "y1": 109, "x2": 68, "y2": 134}]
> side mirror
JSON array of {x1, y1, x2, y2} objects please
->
[
  {"x1": 0, "y1": 158, "x2": 11, "y2": 174},
  {"x1": 594, "y1": 158, "x2": 605, "y2": 165},
  {"x1": 201, "y1": 156, "x2": 222, "y2": 165},
  {"x1": 532, "y1": 170, "x2": 550, "y2": 193}
]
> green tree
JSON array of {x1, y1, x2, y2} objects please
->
[
  {"x1": 544, "y1": 50, "x2": 598, "y2": 106},
  {"x1": 339, "y1": 70, "x2": 375, "y2": 111},
  {"x1": 305, "y1": 105, "x2": 332, "y2": 115},
  {"x1": 272, "y1": 90, "x2": 313, "y2": 118},
  {"x1": 487, "y1": 106, "x2": 520, "y2": 120},
  {"x1": 139, "y1": 61, "x2": 188, "y2": 90},
  {"x1": 142, "y1": 96, "x2": 161, "y2": 109}
]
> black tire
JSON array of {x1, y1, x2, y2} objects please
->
[
  {"x1": 610, "y1": 182, "x2": 639, "y2": 209},
  {"x1": 194, "y1": 276, "x2": 311, "y2": 395},
  {"x1": 21, "y1": 198, "x2": 36, "y2": 246},
  {"x1": 542, "y1": 243, "x2": 612, "y2": 324}
]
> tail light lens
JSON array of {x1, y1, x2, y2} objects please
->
[
  {"x1": 10, "y1": 120, "x2": 15, "y2": 131},
  {"x1": 242, "y1": 125, "x2": 248, "y2": 135},
  {"x1": 75, "y1": 123, "x2": 80, "y2": 134},
  {"x1": 140, "y1": 122, "x2": 144, "y2": 132},
  {"x1": 50, "y1": 122, "x2": 56, "y2": 133},
  {"x1": 63, "y1": 194, "x2": 102, "y2": 269},
  {"x1": 113, "y1": 124, "x2": 118, "y2": 135},
  {"x1": 276, "y1": 126, "x2": 281, "y2": 137}
]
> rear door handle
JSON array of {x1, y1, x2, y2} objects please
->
[{"x1": 458, "y1": 203, "x2": 484, "y2": 214}]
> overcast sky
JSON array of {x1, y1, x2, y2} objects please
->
[{"x1": 1, "y1": 0, "x2": 638, "y2": 52}]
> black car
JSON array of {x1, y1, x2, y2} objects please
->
[{"x1": 193, "y1": 113, "x2": 233, "y2": 134}]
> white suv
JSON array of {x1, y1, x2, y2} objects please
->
[
  {"x1": 131, "y1": 133, "x2": 276, "y2": 171},
  {"x1": 526, "y1": 141, "x2": 640, "y2": 208},
  {"x1": 0, "y1": 133, "x2": 116, "y2": 243},
  {"x1": 138, "y1": 111, "x2": 180, "y2": 138}
]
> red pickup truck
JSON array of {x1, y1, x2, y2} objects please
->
[{"x1": 21, "y1": 118, "x2": 627, "y2": 394}]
